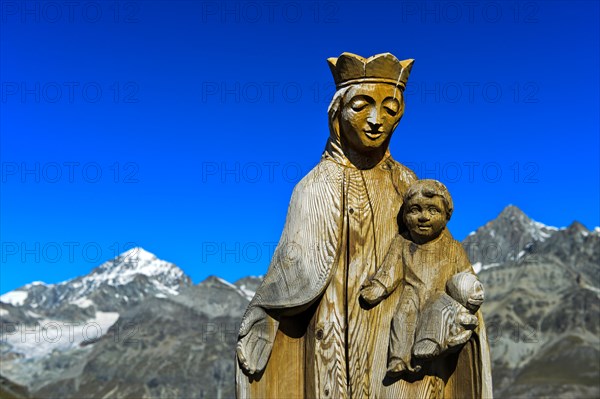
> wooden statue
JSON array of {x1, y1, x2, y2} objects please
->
[{"x1": 235, "y1": 53, "x2": 493, "y2": 398}]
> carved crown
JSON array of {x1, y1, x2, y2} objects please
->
[{"x1": 327, "y1": 52, "x2": 414, "y2": 91}]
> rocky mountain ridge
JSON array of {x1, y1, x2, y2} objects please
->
[{"x1": 1, "y1": 248, "x2": 191, "y2": 316}]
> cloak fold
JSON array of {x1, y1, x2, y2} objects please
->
[{"x1": 238, "y1": 160, "x2": 345, "y2": 337}]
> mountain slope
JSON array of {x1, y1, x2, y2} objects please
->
[
  {"x1": 468, "y1": 207, "x2": 600, "y2": 398},
  {"x1": 34, "y1": 276, "x2": 251, "y2": 399}
]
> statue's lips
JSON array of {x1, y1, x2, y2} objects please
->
[
  {"x1": 468, "y1": 296, "x2": 484, "y2": 306},
  {"x1": 416, "y1": 225, "x2": 432, "y2": 231},
  {"x1": 467, "y1": 298, "x2": 484, "y2": 308},
  {"x1": 363, "y1": 130, "x2": 384, "y2": 140}
]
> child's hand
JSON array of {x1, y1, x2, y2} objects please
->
[
  {"x1": 360, "y1": 280, "x2": 387, "y2": 305},
  {"x1": 457, "y1": 310, "x2": 478, "y2": 329}
]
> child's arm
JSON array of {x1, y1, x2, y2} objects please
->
[
  {"x1": 360, "y1": 279, "x2": 388, "y2": 304},
  {"x1": 360, "y1": 234, "x2": 405, "y2": 304}
]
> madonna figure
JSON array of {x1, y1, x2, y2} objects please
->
[{"x1": 235, "y1": 52, "x2": 492, "y2": 398}]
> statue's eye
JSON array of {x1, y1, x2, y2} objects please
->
[
  {"x1": 429, "y1": 207, "x2": 439, "y2": 214},
  {"x1": 383, "y1": 99, "x2": 400, "y2": 116},
  {"x1": 350, "y1": 98, "x2": 369, "y2": 111},
  {"x1": 384, "y1": 106, "x2": 397, "y2": 116},
  {"x1": 410, "y1": 207, "x2": 419, "y2": 214}
]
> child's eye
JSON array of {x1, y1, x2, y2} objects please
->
[{"x1": 429, "y1": 207, "x2": 439, "y2": 214}]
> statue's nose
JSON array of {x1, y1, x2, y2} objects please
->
[
  {"x1": 367, "y1": 120, "x2": 383, "y2": 131},
  {"x1": 367, "y1": 109, "x2": 383, "y2": 129}
]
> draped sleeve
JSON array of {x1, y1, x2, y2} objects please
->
[{"x1": 239, "y1": 160, "x2": 345, "y2": 336}]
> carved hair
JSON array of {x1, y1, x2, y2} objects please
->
[{"x1": 404, "y1": 179, "x2": 454, "y2": 220}]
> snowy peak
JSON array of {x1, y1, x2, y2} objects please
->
[
  {"x1": 566, "y1": 221, "x2": 589, "y2": 235},
  {"x1": 24, "y1": 281, "x2": 50, "y2": 288},
  {"x1": 494, "y1": 205, "x2": 558, "y2": 241},
  {"x1": 0, "y1": 247, "x2": 192, "y2": 314},
  {"x1": 122, "y1": 247, "x2": 157, "y2": 261},
  {"x1": 463, "y1": 205, "x2": 559, "y2": 267},
  {"x1": 87, "y1": 247, "x2": 187, "y2": 293},
  {"x1": 497, "y1": 204, "x2": 528, "y2": 220}
]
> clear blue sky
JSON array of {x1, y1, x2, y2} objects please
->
[{"x1": 1, "y1": 0, "x2": 599, "y2": 294}]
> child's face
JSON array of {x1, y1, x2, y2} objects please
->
[{"x1": 403, "y1": 193, "x2": 447, "y2": 243}]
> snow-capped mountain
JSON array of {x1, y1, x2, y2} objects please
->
[
  {"x1": 464, "y1": 205, "x2": 570, "y2": 273},
  {"x1": 0, "y1": 248, "x2": 192, "y2": 393},
  {"x1": 0, "y1": 247, "x2": 191, "y2": 319},
  {"x1": 0, "y1": 246, "x2": 260, "y2": 398}
]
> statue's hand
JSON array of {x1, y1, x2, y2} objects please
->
[
  {"x1": 237, "y1": 311, "x2": 275, "y2": 375},
  {"x1": 360, "y1": 280, "x2": 387, "y2": 305}
]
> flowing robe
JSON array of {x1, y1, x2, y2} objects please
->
[{"x1": 236, "y1": 151, "x2": 492, "y2": 398}]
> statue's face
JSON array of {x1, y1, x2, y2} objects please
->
[
  {"x1": 466, "y1": 280, "x2": 485, "y2": 311},
  {"x1": 339, "y1": 84, "x2": 404, "y2": 152},
  {"x1": 403, "y1": 194, "x2": 447, "y2": 243}
]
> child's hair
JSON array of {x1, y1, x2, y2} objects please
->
[{"x1": 404, "y1": 179, "x2": 453, "y2": 220}]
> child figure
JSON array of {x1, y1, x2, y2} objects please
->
[{"x1": 360, "y1": 179, "x2": 481, "y2": 376}]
